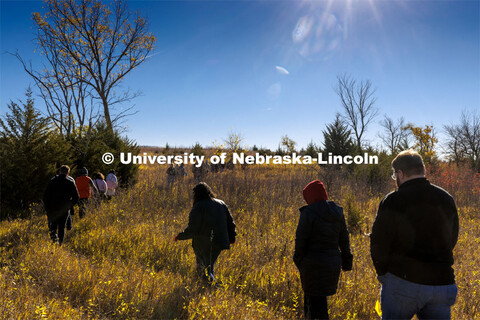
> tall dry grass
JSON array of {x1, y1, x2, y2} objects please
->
[{"x1": 0, "y1": 163, "x2": 479, "y2": 319}]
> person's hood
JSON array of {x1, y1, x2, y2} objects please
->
[{"x1": 302, "y1": 180, "x2": 328, "y2": 205}]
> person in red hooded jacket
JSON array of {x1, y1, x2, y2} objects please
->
[{"x1": 294, "y1": 180, "x2": 353, "y2": 320}]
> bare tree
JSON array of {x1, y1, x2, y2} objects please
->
[
  {"x1": 444, "y1": 125, "x2": 464, "y2": 164},
  {"x1": 12, "y1": 48, "x2": 98, "y2": 138},
  {"x1": 379, "y1": 115, "x2": 410, "y2": 155},
  {"x1": 335, "y1": 74, "x2": 378, "y2": 150},
  {"x1": 26, "y1": 0, "x2": 156, "y2": 132},
  {"x1": 444, "y1": 110, "x2": 480, "y2": 170}
]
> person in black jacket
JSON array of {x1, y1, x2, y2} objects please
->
[
  {"x1": 175, "y1": 182, "x2": 236, "y2": 283},
  {"x1": 294, "y1": 180, "x2": 353, "y2": 320},
  {"x1": 370, "y1": 150, "x2": 459, "y2": 320},
  {"x1": 43, "y1": 165, "x2": 80, "y2": 245}
]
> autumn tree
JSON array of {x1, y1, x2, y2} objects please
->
[
  {"x1": 224, "y1": 131, "x2": 245, "y2": 154},
  {"x1": 20, "y1": 0, "x2": 156, "y2": 133},
  {"x1": 280, "y1": 135, "x2": 297, "y2": 155},
  {"x1": 335, "y1": 74, "x2": 378, "y2": 151},
  {"x1": 405, "y1": 124, "x2": 438, "y2": 163}
]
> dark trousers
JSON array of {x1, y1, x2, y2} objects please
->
[
  {"x1": 66, "y1": 206, "x2": 74, "y2": 230},
  {"x1": 66, "y1": 213, "x2": 72, "y2": 230},
  {"x1": 78, "y1": 198, "x2": 90, "y2": 218},
  {"x1": 48, "y1": 212, "x2": 69, "y2": 245},
  {"x1": 304, "y1": 295, "x2": 329, "y2": 320},
  {"x1": 193, "y1": 244, "x2": 222, "y2": 282}
]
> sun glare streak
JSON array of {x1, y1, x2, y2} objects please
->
[
  {"x1": 293, "y1": 16, "x2": 314, "y2": 44},
  {"x1": 367, "y1": 0, "x2": 383, "y2": 28},
  {"x1": 290, "y1": 0, "x2": 399, "y2": 62},
  {"x1": 292, "y1": 1, "x2": 344, "y2": 60},
  {"x1": 343, "y1": 0, "x2": 352, "y2": 40}
]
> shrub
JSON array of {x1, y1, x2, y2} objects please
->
[
  {"x1": 0, "y1": 90, "x2": 71, "y2": 219},
  {"x1": 69, "y1": 122, "x2": 140, "y2": 187},
  {"x1": 1, "y1": 91, "x2": 140, "y2": 221},
  {"x1": 342, "y1": 187, "x2": 363, "y2": 234}
]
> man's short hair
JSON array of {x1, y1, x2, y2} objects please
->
[
  {"x1": 392, "y1": 150, "x2": 425, "y2": 177},
  {"x1": 59, "y1": 165, "x2": 70, "y2": 175}
]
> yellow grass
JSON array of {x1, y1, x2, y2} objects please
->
[{"x1": 1, "y1": 164, "x2": 479, "y2": 319}]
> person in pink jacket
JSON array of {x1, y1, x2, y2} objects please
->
[
  {"x1": 105, "y1": 170, "x2": 118, "y2": 200},
  {"x1": 93, "y1": 172, "x2": 108, "y2": 204}
]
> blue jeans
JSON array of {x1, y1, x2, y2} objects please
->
[{"x1": 379, "y1": 273, "x2": 457, "y2": 320}]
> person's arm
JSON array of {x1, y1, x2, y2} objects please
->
[
  {"x1": 94, "y1": 179, "x2": 105, "y2": 194},
  {"x1": 293, "y1": 208, "x2": 311, "y2": 268},
  {"x1": 450, "y1": 197, "x2": 459, "y2": 249},
  {"x1": 370, "y1": 197, "x2": 395, "y2": 276},
  {"x1": 102, "y1": 180, "x2": 108, "y2": 194},
  {"x1": 89, "y1": 178, "x2": 98, "y2": 194},
  {"x1": 177, "y1": 203, "x2": 202, "y2": 240},
  {"x1": 338, "y1": 208, "x2": 353, "y2": 271},
  {"x1": 225, "y1": 204, "x2": 237, "y2": 243}
]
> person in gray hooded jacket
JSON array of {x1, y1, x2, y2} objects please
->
[{"x1": 176, "y1": 182, "x2": 236, "y2": 282}]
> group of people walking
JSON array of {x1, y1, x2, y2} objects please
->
[
  {"x1": 166, "y1": 161, "x2": 239, "y2": 186},
  {"x1": 43, "y1": 166, "x2": 118, "y2": 245},
  {"x1": 42, "y1": 150, "x2": 458, "y2": 320},
  {"x1": 166, "y1": 163, "x2": 188, "y2": 186},
  {"x1": 166, "y1": 163, "x2": 211, "y2": 185},
  {"x1": 174, "y1": 150, "x2": 459, "y2": 320}
]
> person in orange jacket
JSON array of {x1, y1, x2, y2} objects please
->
[{"x1": 75, "y1": 167, "x2": 98, "y2": 218}]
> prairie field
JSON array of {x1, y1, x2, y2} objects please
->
[{"x1": 1, "y1": 163, "x2": 479, "y2": 319}]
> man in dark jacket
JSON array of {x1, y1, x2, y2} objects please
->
[
  {"x1": 176, "y1": 182, "x2": 236, "y2": 283},
  {"x1": 294, "y1": 180, "x2": 353, "y2": 320},
  {"x1": 43, "y1": 165, "x2": 79, "y2": 245},
  {"x1": 370, "y1": 150, "x2": 459, "y2": 319}
]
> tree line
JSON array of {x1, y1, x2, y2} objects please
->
[
  {"x1": 251, "y1": 74, "x2": 479, "y2": 173},
  {"x1": 1, "y1": 0, "x2": 479, "y2": 220}
]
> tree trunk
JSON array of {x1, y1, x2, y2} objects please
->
[{"x1": 101, "y1": 96, "x2": 113, "y2": 133}]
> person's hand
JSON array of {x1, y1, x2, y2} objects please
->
[{"x1": 174, "y1": 235, "x2": 179, "y2": 242}]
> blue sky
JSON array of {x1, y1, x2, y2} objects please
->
[{"x1": 1, "y1": 0, "x2": 479, "y2": 150}]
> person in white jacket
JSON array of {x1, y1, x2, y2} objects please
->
[{"x1": 105, "y1": 170, "x2": 118, "y2": 200}]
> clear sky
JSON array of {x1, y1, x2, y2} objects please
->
[{"x1": 1, "y1": 0, "x2": 479, "y2": 150}]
